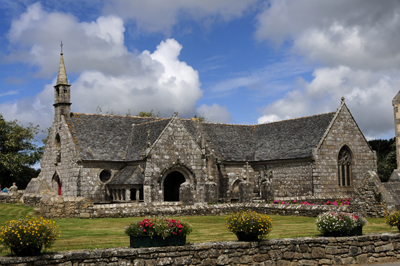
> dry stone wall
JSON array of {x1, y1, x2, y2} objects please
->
[
  {"x1": 2, "y1": 233, "x2": 400, "y2": 265},
  {"x1": 0, "y1": 191, "x2": 23, "y2": 204}
]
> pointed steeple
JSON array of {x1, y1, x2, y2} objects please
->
[
  {"x1": 53, "y1": 41, "x2": 71, "y2": 120},
  {"x1": 56, "y1": 41, "x2": 69, "y2": 85}
]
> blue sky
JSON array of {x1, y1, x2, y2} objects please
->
[{"x1": 0, "y1": 0, "x2": 399, "y2": 141}]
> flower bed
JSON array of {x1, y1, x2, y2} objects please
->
[
  {"x1": 0, "y1": 216, "x2": 60, "y2": 256},
  {"x1": 324, "y1": 197, "x2": 352, "y2": 206},
  {"x1": 316, "y1": 211, "x2": 367, "y2": 237},
  {"x1": 125, "y1": 217, "x2": 192, "y2": 247},
  {"x1": 271, "y1": 199, "x2": 315, "y2": 205},
  {"x1": 226, "y1": 210, "x2": 272, "y2": 241}
]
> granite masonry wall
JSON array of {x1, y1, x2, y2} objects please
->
[
  {"x1": 253, "y1": 161, "x2": 314, "y2": 198},
  {"x1": 144, "y1": 117, "x2": 206, "y2": 204},
  {"x1": 312, "y1": 105, "x2": 377, "y2": 197},
  {"x1": 2, "y1": 233, "x2": 400, "y2": 265}
]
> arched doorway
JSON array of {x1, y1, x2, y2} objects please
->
[
  {"x1": 163, "y1": 171, "x2": 186, "y2": 201},
  {"x1": 52, "y1": 173, "x2": 62, "y2": 195}
]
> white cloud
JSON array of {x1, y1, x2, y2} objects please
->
[
  {"x1": 196, "y1": 103, "x2": 232, "y2": 123},
  {"x1": 254, "y1": 0, "x2": 400, "y2": 139},
  {"x1": 258, "y1": 66, "x2": 400, "y2": 139},
  {"x1": 1, "y1": 3, "x2": 202, "y2": 130},
  {"x1": 103, "y1": 0, "x2": 258, "y2": 33}
]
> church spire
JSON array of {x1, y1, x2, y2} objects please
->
[
  {"x1": 53, "y1": 41, "x2": 71, "y2": 120},
  {"x1": 56, "y1": 41, "x2": 69, "y2": 85}
]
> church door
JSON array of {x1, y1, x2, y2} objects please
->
[
  {"x1": 52, "y1": 173, "x2": 62, "y2": 196},
  {"x1": 163, "y1": 171, "x2": 185, "y2": 201}
]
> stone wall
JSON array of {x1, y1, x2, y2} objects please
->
[
  {"x1": 93, "y1": 202, "x2": 346, "y2": 218},
  {"x1": 0, "y1": 191, "x2": 23, "y2": 204},
  {"x1": 2, "y1": 233, "x2": 400, "y2": 265},
  {"x1": 253, "y1": 161, "x2": 314, "y2": 198},
  {"x1": 313, "y1": 104, "x2": 377, "y2": 197},
  {"x1": 33, "y1": 194, "x2": 94, "y2": 219}
]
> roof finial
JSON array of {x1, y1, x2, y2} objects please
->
[
  {"x1": 56, "y1": 42, "x2": 69, "y2": 85},
  {"x1": 341, "y1": 96, "x2": 345, "y2": 103}
]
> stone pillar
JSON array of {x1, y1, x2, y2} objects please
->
[
  {"x1": 136, "y1": 189, "x2": 140, "y2": 202},
  {"x1": 239, "y1": 181, "x2": 252, "y2": 203},
  {"x1": 143, "y1": 184, "x2": 152, "y2": 203},
  {"x1": 204, "y1": 181, "x2": 217, "y2": 203},
  {"x1": 180, "y1": 182, "x2": 194, "y2": 205},
  {"x1": 391, "y1": 91, "x2": 400, "y2": 181},
  {"x1": 125, "y1": 189, "x2": 130, "y2": 201}
]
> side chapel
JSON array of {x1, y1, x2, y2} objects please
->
[{"x1": 25, "y1": 51, "x2": 378, "y2": 204}]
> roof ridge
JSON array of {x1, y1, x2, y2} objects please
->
[
  {"x1": 70, "y1": 112, "x2": 161, "y2": 119},
  {"x1": 256, "y1": 112, "x2": 336, "y2": 126},
  {"x1": 133, "y1": 118, "x2": 171, "y2": 126}
]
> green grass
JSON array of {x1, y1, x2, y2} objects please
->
[{"x1": 0, "y1": 203, "x2": 398, "y2": 256}]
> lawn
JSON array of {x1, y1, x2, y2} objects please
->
[{"x1": 0, "y1": 203, "x2": 398, "y2": 256}]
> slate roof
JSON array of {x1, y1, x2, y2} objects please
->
[
  {"x1": 65, "y1": 112, "x2": 336, "y2": 163},
  {"x1": 126, "y1": 119, "x2": 172, "y2": 161},
  {"x1": 198, "y1": 112, "x2": 334, "y2": 162},
  {"x1": 253, "y1": 113, "x2": 335, "y2": 161},
  {"x1": 66, "y1": 113, "x2": 159, "y2": 161},
  {"x1": 108, "y1": 166, "x2": 144, "y2": 185},
  {"x1": 201, "y1": 123, "x2": 256, "y2": 161}
]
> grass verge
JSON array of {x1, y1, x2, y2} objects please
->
[{"x1": 0, "y1": 203, "x2": 398, "y2": 256}]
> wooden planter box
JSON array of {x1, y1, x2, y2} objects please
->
[{"x1": 130, "y1": 235, "x2": 186, "y2": 248}]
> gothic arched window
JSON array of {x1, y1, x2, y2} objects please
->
[{"x1": 338, "y1": 146, "x2": 352, "y2": 186}]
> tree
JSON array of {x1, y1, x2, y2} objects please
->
[
  {"x1": 193, "y1": 114, "x2": 207, "y2": 122},
  {"x1": 368, "y1": 138, "x2": 397, "y2": 182},
  {"x1": 137, "y1": 110, "x2": 160, "y2": 118},
  {"x1": 0, "y1": 114, "x2": 43, "y2": 189}
]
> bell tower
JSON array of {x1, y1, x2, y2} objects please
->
[{"x1": 53, "y1": 41, "x2": 71, "y2": 120}]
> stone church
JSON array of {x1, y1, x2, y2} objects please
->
[{"x1": 25, "y1": 52, "x2": 378, "y2": 204}]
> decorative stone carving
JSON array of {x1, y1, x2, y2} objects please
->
[{"x1": 261, "y1": 170, "x2": 274, "y2": 203}]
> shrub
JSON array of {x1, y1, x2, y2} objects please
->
[
  {"x1": 316, "y1": 212, "x2": 367, "y2": 236},
  {"x1": 125, "y1": 217, "x2": 193, "y2": 239},
  {"x1": 0, "y1": 216, "x2": 60, "y2": 256},
  {"x1": 385, "y1": 211, "x2": 400, "y2": 229},
  {"x1": 226, "y1": 210, "x2": 272, "y2": 239}
]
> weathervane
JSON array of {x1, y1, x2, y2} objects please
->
[{"x1": 60, "y1": 41, "x2": 63, "y2": 54}]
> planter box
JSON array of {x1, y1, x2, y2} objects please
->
[
  {"x1": 323, "y1": 226, "x2": 363, "y2": 237},
  {"x1": 130, "y1": 235, "x2": 186, "y2": 248}
]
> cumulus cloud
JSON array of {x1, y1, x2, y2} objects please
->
[
  {"x1": 196, "y1": 103, "x2": 232, "y2": 123},
  {"x1": 103, "y1": 0, "x2": 258, "y2": 33},
  {"x1": 254, "y1": 0, "x2": 400, "y2": 139},
  {"x1": 1, "y1": 3, "x2": 202, "y2": 130},
  {"x1": 257, "y1": 66, "x2": 400, "y2": 139}
]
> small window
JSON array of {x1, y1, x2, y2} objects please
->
[{"x1": 99, "y1": 170, "x2": 112, "y2": 183}]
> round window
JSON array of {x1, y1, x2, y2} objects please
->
[{"x1": 99, "y1": 170, "x2": 112, "y2": 183}]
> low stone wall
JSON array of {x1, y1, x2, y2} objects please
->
[
  {"x1": 22, "y1": 193, "x2": 43, "y2": 207},
  {"x1": 93, "y1": 202, "x2": 347, "y2": 218},
  {"x1": 37, "y1": 194, "x2": 94, "y2": 219},
  {"x1": 1, "y1": 233, "x2": 400, "y2": 265},
  {"x1": 0, "y1": 191, "x2": 24, "y2": 204},
  {"x1": 275, "y1": 196, "x2": 349, "y2": 205}
]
